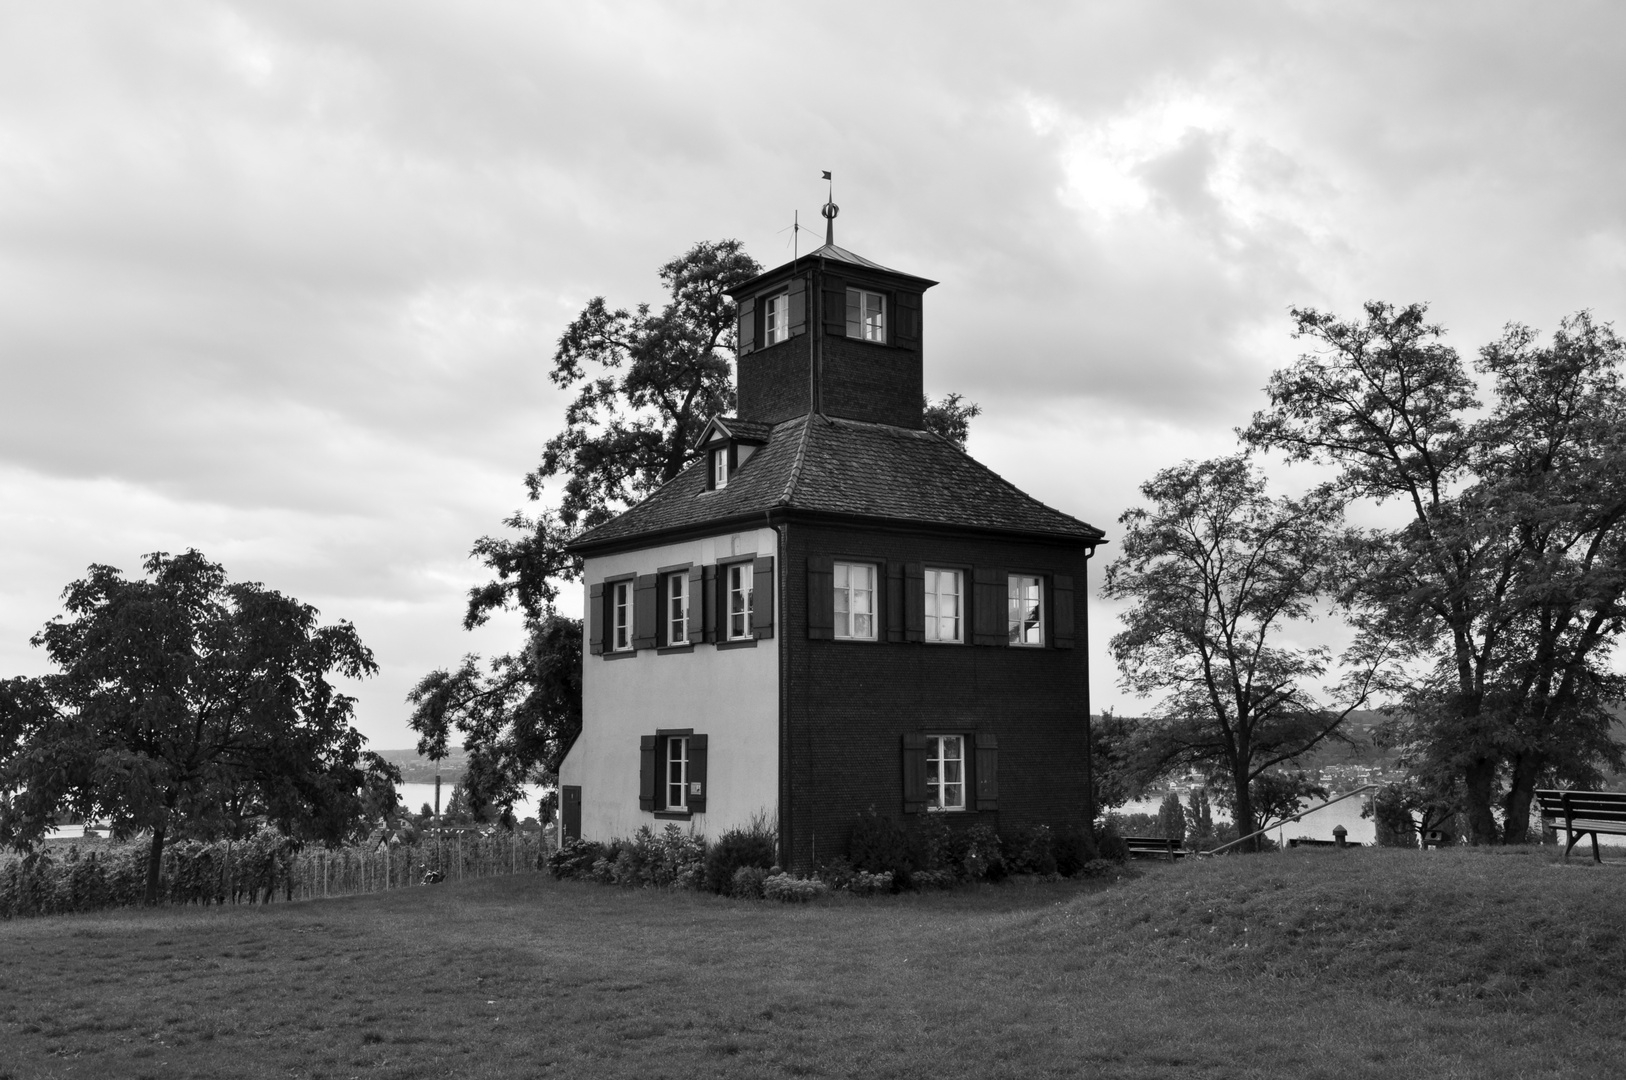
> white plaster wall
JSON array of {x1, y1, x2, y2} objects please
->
[{"x1": 558, "y1": 527, "x2": 780, "y2": 843}]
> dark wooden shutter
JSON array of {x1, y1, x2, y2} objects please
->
[
  {"x1": 639, "y1": 736, "x2": 657, "y2": 811},
  {"x1": 588, "y1": 582, "x2": 605, "y2": 655},
  {"x1": 886, "y1": 562, "x2": 905, "y2": 643},
  {"x1": 822, "y1": 273, "x2": 847, "y2": 337},
  {"x1": 562, "y1": 786, "x2": 581, "y2": 840},
  {"x1": 737, "y1": 296, "x2": 755, "y2": 355},
  {"x1": 716, "y1": 563, "x2": 733, "y2": 640},
  {"x1": 787, "y1": 276, "x2": 807, "y2": 337},
  {"x1": 902, "y1": 733, "x2": 928, "y2": 813},
  {"x1": 896, "y1": 290, "x2": 921, "y2": 350},
  {"x1": 701, "y1": 565, "x2": 717, "y2": 643},
  {"x1": 687, "y1": 565, "x2": 704, "y2": 643},
  {"x1": 904, "y1": 563, "x2": 925, "y2": 642},
  {"x1": 687, "y1": 734, "x2": 708, "y2": 814},
  {"x1": 633, "y1": 573, "x2": 657, "y2": 650},
  {"x1": 973, "y1": 568, "x2": 1006, "y2": 646},
  {"x1": 1053, "y1": 574, "x2": 1075, "y2": 650},
  {"x1": 975, "y1": 733, "x2": 999, "y2": 811},
  {"x1": 807, "y1": 555, "x2": 834, "y2": 639},
  {"x1": 752, "y1": 555, "x2": 775, "y2": 639}
]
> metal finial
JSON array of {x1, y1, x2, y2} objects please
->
[{"x1": 821, "y1": 170, "x2": 837, "y2": 246}]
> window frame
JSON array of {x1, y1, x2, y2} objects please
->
[
  {"x1": 1007, "y1": 573, "x2": 1045, "y2": 647},
  {"x1": 925, "y1": 734, "x2": 967, "y2": 812},
  {"x1": 610, "y1": 578, "x2": 634, "y2": 653},
  {"x1": 664, "y1": 570, "x2": 689, "y2": 647},
  {"x1": 923, "y1": 567, "x2": 964, "y2": 644},
  {"x1": 725, "y1": 560, "x2": 754, "y2": 642},
  {"x1": 845, "y1": 287, "x2": 887, "y2": 343},
  {"x1": 763, "y1": 291, "x2": 790, "y2": 346},
  {"x1": 833, "y1": 560, "x2": 878, "y2": 641},
  {"x1": 664, "y1": 735, "x2": 689, "y2": 812},
  {"x1": 711, "y1": 446, "x2": 730, "y2": 490}
]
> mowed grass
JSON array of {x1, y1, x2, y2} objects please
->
[{"x1": 2, "y1": 848, "x2": 1624, "y2": 1080}]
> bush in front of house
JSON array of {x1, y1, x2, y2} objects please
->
[
  {"x1": 731, "y1": 865, "x2": 769, "y2": 899},
  {"x1": 1001, "y1": 824, "x2": 1059, "y2": 877},
  {"x1": 762, "y1": 873, "x2": 828, "y2": 902},
  {"x1": 546, "y1": 837, "x2": 607, "y2": 880},
  {"x1": 849, "y1": 806, "x2": 913, "y2": 884},
  {"x1": 597, "y1": 825, "x2": 707, "y2": 889},
  {"x1": 704, "y1": 821, "x2": 777, "y2": 895}
]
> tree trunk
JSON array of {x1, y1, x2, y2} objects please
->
[
  {"x1": 1501, "y1": 754, "x2": 1542, "y2": 844},
  {"x1": 144, "y1": 825, "x2": 166, "y2": 906},
  {"x1": 1231, "y1": 771, "x2": 1259, "y2": 853},
  {"x1": 1462, "y1": 757, "x2": 1501, "y2": 845}
]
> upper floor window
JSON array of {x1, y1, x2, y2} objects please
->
[
  {"x1": 611, "y1": 580, "x2": 633, "y2": 652},
  {"x1": 711, "y1": 447, "x2": 729, "y2": 490},
  {"x1": 726, "y1": 562, "x2": 753, "y2": 641},
  {"x1": 926, "y1": 735, "x2": 966, "y2": 811},
  {"x1": 845, "y1": 288, "x2": 886, "y2": 343},
  {"x1": 665, "y1": 572, "x2": 689, "y2": 645},
  {"x1": 834, "y1": 561, "x2": 877, "y2": 640},
  {"x1": 1008, "y1": 574, "x2": 1043, "y2": 646},
  {"x1": 764, "y1": 292, "x2": 790, "y2": 346},
  {"x1": 924, "y1": 568, "x2": 962, "y2": 643}
]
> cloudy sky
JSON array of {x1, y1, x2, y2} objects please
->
[{"x1": 3, "y1": 2, "x2": 1623, "y2": 750}]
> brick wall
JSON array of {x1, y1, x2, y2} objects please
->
[
  {"x1": 778, "y1": 520, "x2": 1093, "y2": 871},
  {"x1": 737, "y1": 335, "x2": 811, "y2": 424},
  {"x1": 819, "y1": 338, "x2": 924, "y2": 429}
]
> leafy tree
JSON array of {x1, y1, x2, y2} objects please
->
[
  {"x1": 1362, "y1": 778, "x2": 1459, "y2": 848},
  {"x1": 1245, "y1": 304, "x2": 1626, "y2": 842},
  {"x1": 1156, "y1": 791, "x2": 1187, "y2": 846},
  {"x1": 1104, "y1": 455, "x2": 1382, "y2": 850},
  {"x1": 1088, "y1": 708, "x2": 1140, "y2": 817},
  {"x1": 1185, "y1": 786, "x2": 1215, "y2": 841},
  {"x1": 0, "y1": 551, "x2": 397, "y2": 904},
  {"x1": 923, "y1": 392, "x2": 982, "y2": 449}
]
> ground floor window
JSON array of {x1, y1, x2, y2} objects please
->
[
  {"x1": 665, "y1": 736, "x2": 689, "y2": 811},
  {"x1": 926, "y1": 735, "x2": 966, "y2": 811}
]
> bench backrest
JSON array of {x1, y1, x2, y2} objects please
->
[{"x1": 1535, "y1": 789, "x2": 1626, "y2": 824}]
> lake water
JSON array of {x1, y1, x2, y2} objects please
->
[
  {"x1": 1119, "y1": 791, "x2": 1377, "y2": 845},
  {"x1": 397, "y1": 782, "x2": 550, "y2": 823}
]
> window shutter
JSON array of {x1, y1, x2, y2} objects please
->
[
  {"x1": 886, "y1": 562, "x2": 905, "y2": 643},
  {"x1": 639, "y1": 736, "x2": 657, "y2": 811},
  {"x1": 752, "y1": 555, "x2": 775, "y2": 639},
  {"x1": 904, "y1": 563, "x2": 925, "y2": 643},
  {"x1": 588, "y1": 583, "x2": 605, "y2": 655},
  {"x1": 687, "y1": 734, "x2": 708, "y2": 814},
  {"x1": 845, "y1": 288, "x2": 861, "y2": 339},
  {"x1": 787, "y1": 276, "x2": 807, "y2": 337},
  {"x1": 807, "y1": 555, "x2": 834, "y2": 639},
  {"x1": 902, "y1": 733, "x2": 928, "y2": 813},
  {"x1": 1053, "y1": 574, "x2": 1075, "y2": 650},
  {"x1": 701, "y1": 565, "x2": 717, "y2": 643},
  {"x1": 896, "y1": 290, "x2": 922, "y2": 350},
  {"x1": 715, "y1": 563, "x2": 732, "y2": 639},
  {"x1": 975, "y1": 733, "x2": 999, "y2": 811},
  {"x1": 688, "y1": 565, "x2": 705, "y2": 642},
  {"x1": 633, "y1": 574, "x2": 657, "y2": 650},
  {"x1": 737, "y1": 296, "x2": 755, "y2": 355},
  {"x1": 973, "y1": 568, "x2": 1006, "y2": 647},
  {"x1": 822, "y1": 274, "x2": 847, "y2": 337}
]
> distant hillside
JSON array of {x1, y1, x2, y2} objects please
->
[{"x1": 375, "y1": 748, "x2": 467, "y2": 784}]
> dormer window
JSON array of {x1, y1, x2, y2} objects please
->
[
  {"x1": 763, "y1": 292, "x2": 790, "y2": 346},
  {"x1": 711, "y1": 446, "x2": 729, "y2": 490},
  {"x1": 846, "y1": 288, "x2": 886, "y2": 342}
]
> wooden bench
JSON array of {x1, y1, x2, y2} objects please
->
[
  {"x1": 1535, "y1": 789, "x2": 1626, "y2": 864},
  {"x1": 1123, "y1": 835, "x2": 1188, "y2": 860}
]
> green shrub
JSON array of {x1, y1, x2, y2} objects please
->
[
  {"x1": 705, "y1": 822, "x2": 777, "y2": 894},
  {"x1": 849, "y1": 807, "x2": 913, "y2": 881},
  {"x1": 963, "y1": 824, "x2": 1006, "y2": 882},
  {"x1": 1003, "y1": 824, "x2": 1058, "y2": 876},
  {"x1": 1053, "y1": 823, "x2": 1095, "y2": 876},
  {"x1": 546, "y1": 838, "x2": 606, "y2": 880},
  {"x1": 731, "y1": 865, "x2": 768, "y2": 899},
  {"x1": 762, "y1": 873, "x2": 828, "y2": 902},
  {"x1": 815, "y1": 856, "x2": 857, "y2": 891},
  {"x1": 1094, "y1": 818, "x2": 1129, "y2": 863},
  {"x1": 847, "y1": 870, "x2": 893, "y2": 896}
]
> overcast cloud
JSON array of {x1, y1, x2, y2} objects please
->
[{"x1": 3, "y1": 1, "x2": 1623, "y2": 747}]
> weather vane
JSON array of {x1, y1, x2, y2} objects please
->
[{"x1": 821, "y1": 170, "x2": 838, "y2": 246}]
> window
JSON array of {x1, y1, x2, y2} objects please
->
[
  {"x1": 926, "y1": 735, "x2": 966, "y2": 810},
  {"x1": 611, "y1": 580, "x2": 633, "y2": 652},
  {"x1": 763, "y1": 292, "x2": 790, "y2": 346},
  {"x1": 665, "y1": 572, "x2": 689, "y2": 645},
  {"x1": 845, "y1": 288, "x2": 886, "y2": 342},
  {"x1": 726, "y1": 562, "x2": 753, "y2": 640},
  {"x1": 1008, "y1": 574, "x2": 1043, "y2": 646},
  {"x1": 924, "y1": 568, "x2": 962, "y2": 643},
  {"x1": 711, "y1": 447, "x2": 729, "y2": 489},
  {"x1": 665, "y1": 736, "x2": 689, "y2": 812},
  {"x1": 833, "y1": 562, "x2": 876, "y2": 640}
]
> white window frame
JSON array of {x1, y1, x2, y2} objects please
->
[
  {"x1": 924, "y1": 568, "x2": 963, "y2": 644},
  {"x1": 1008, "y1": 574, "x2": 1044, "y2": 647},
  {"x1": 845, "y1": 288, "x2": 886, "y2": 343},
  {"x1": 665, "y1": 572, "x2": 689, "y2": 646},
  {"x1": 712, "y1": 447, "x2": 729, "y2": 490},
  {"x1": 611, "y1": 580, "x2": 633, "y2": 652},
  {"x1": 833, "y1": 561, "x2": 877, "y2": 641},
  {"x1": 926, "y1": 735, "x2": 966, "y2": 811},
  {"x1": 665, "y1": 736, "x2": 689, "y2": 811},
  {"x1": 726, "y1": 562, "x2": 753, "y2": 641},
  {"x1": 763, "y1": 292, "x2": 790, "y2": 346}
]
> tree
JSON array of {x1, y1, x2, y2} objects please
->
[
  {"x1": 1089, "y1": 708, "x2": 1140, "y2": 816},
  {"x1": 1103, "y1": 455, "x2": 1380, "y2": 850},
  {"x1": 0, "y1": 551, "x2": 397, "y2": 904},
  {"x1": 1156, "y1": 791, "x2": 1187, "y2": 846},
  {"x1": 1244, "y1": 304, "x2": 1626, "y2": 842},
  {"x1": 1184, "y1": 786, "x2": 1215, "y2": 841},
  {"x1": 923, "y1": 392, "x2": 982, "y2": 449}
]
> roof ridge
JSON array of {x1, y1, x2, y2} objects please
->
[{"x1": 777, "y1": 413, "x2": 815, "y2": 506}]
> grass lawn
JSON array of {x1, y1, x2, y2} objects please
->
[{"x1": 3, "y1": 847, "x2": 1624, "y2": 1079}]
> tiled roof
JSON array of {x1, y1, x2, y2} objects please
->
[{"x1": 570, "y1": 414, "x2": 1103, "y2": 550}]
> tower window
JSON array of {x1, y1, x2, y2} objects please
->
[
  {"x1": 845, "y1": 289, "x2": 886, "y2": 342},
  {"x1": 764, "y1": 292, "x2": 790, "y2": 346}
]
